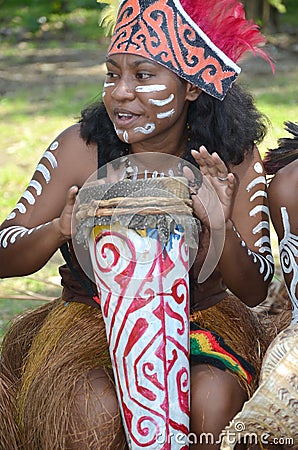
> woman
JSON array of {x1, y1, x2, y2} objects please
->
[
  {"x1": 263, "y1": 121, "x2": 298, "y2": 324},
  {"x1": 0, "y1": 0, "x2": 275, "y2": 448}
]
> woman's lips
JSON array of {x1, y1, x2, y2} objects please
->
[{"x1": 114, "y1": 110, "x2": 140, "y2": 127}]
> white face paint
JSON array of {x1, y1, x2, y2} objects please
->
[
  {"x1": 104, "y1": 82, "x2": 115, "y2": 88},
  {"x1": 133, "y1": 123, "x2": 156, "y2": 135},
  {"x1": 148, "y1": 94, "x2": 174, "y2": 107},
  {"x1": 123, "y1": 131, "x2": 129, "y2": 143},
  {"x1": 279, "y1": 207, "x2": 298, "y2": 324},
  {"x1": 156, "y1": 109, "x2": 175, "y2": 119},
  {"x1": 135, "y1": 84, "x2": 167, "y2": 93},
  {"x1": 113, "y1": 125, "x2": 129, "y2": 143}
]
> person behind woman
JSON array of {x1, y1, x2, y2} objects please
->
[
  {"x1": 263, "y1": 121, "x2": 298, "y2": 324},
  {"x1": 0, "y1": 1, "x2": 275, "y2": 449}
]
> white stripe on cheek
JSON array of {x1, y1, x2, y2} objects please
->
[
  {"x1": 157, "y1": 109, "x2": 175, "y2": 119},
  {"x1": 133, "y1": 123, "x2": 156, "y2": 135},
  {"x1": 148, "y1": 94, "x2": 174, "y2": 106},
  {"x1": 135, "y1": 85, "x2": 167, "y2": 93},
  {"x1": 114, "y1": 126, "x2": 129, "y2": 143},
  {"x1": 123, "y1": 131, "x2": 129, "y2": 143},
  {"x1": 104, "y1": 82, "x2": 115, "y2": 88}
]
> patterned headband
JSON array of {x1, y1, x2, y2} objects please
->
[{"x1": 104, "y1": 0, "x2": 272, "y2": 100}]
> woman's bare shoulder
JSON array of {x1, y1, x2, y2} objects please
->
[
  {"x1": 268, "y1": 159, "x2": 298, "y2": 203},
  {"x1": 50, "y1": 123, "x2": 98, "y2": 177}
]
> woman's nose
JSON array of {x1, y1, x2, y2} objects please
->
[{"x1": 111, "y1": 77, "x2": 135, "y2": 100}]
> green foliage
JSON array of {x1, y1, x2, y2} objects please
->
[
  {"x1": 281, "y1": 0, "x2": 298, "y2": 26},
  {"x1": 0, "y1": 0, "x2": 106, "y2": 42},
  {"x1": 268, "y1": 0, "x2": 286, "y2": 13}
]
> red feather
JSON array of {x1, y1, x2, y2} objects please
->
[{"x1": 180, "y1": 0, "x2": 274, "y2": 71}]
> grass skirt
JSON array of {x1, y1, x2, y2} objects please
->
[{"x1": 0, "y1": 295, "x2": 273, "y2": 449}]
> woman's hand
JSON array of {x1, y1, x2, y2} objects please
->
[
  {"x1": 53, "y1": 185, "x2": 79, "y2": 240},
  {"x1": 184, "y1": 146, "x2": 236, "y2": 229}
]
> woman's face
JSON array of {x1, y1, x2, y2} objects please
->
[{"x1": 102, "y1": 54, "x2": 200, "y2": 151}]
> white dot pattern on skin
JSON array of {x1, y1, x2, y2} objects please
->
[
  {"x1": 50, "y1": 141, "x2": 59, "y2": 151},
  {"x1": 254, "y1": 162, "x2": 263, "y2": 173}
]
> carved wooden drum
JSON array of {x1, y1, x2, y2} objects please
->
[{"x1": 75, "y1": 173, "x2": 198, "y2": 450}]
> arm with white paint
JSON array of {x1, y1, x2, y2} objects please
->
[
  {"x1": 191, "y1": 146, "x2": 274, "y2": 306},
  {"x1": 219, "y1": 147, "x2": 274, "y2": 305},
  {"x1": 267, "y1": 160, "x2": 298, "y2": 323},
  {"x1": 0, "y1": 124, "x2": 97, "y2": 278}
]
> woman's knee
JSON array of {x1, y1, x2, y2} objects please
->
[
  {"x1": 190, "y1": 364, "x2": 247, "y2": 449},
  {"x1": 66, "y1": 368, "x2": 126, "y2": 449}
]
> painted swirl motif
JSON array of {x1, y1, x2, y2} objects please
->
[{"x1": 89, "y1": 225, "x2": 190, "y2": 449}]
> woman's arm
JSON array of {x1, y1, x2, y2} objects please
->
[
  {"x1": 267, "y1": 160, "x2": 298, "y2": 322},
  {"x1": 190, "y1": 146, "x2": 273, "y2": 306},
  {"x1": 0, "y1": 124, "x2": 97, "y2": 278}
]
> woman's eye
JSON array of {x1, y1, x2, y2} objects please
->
[
  {"x1": 136, "y1": 72, "x2": 152, "y2": 80},
  {"x1": 106, "y1": 72, "x2": 118, "y2": 79}
]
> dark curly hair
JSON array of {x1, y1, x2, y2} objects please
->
[{"x1": 79, "y1": 82, "x2": 268, "y2": 168}]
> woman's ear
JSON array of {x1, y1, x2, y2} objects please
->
[{"x1": 185, "y1": 83, "x2": 202, "y2": 101}]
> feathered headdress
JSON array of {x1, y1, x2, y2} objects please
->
[{"x1": 98, "y1": 0, "x2": 273, "y2": 100}]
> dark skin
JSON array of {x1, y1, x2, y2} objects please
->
[
  {"x1": 267, "y1": 159, "x2": 298, "y2": 308},
  {"x1": 0, "y1": 54, "x2": 273, "y2": 448}
]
